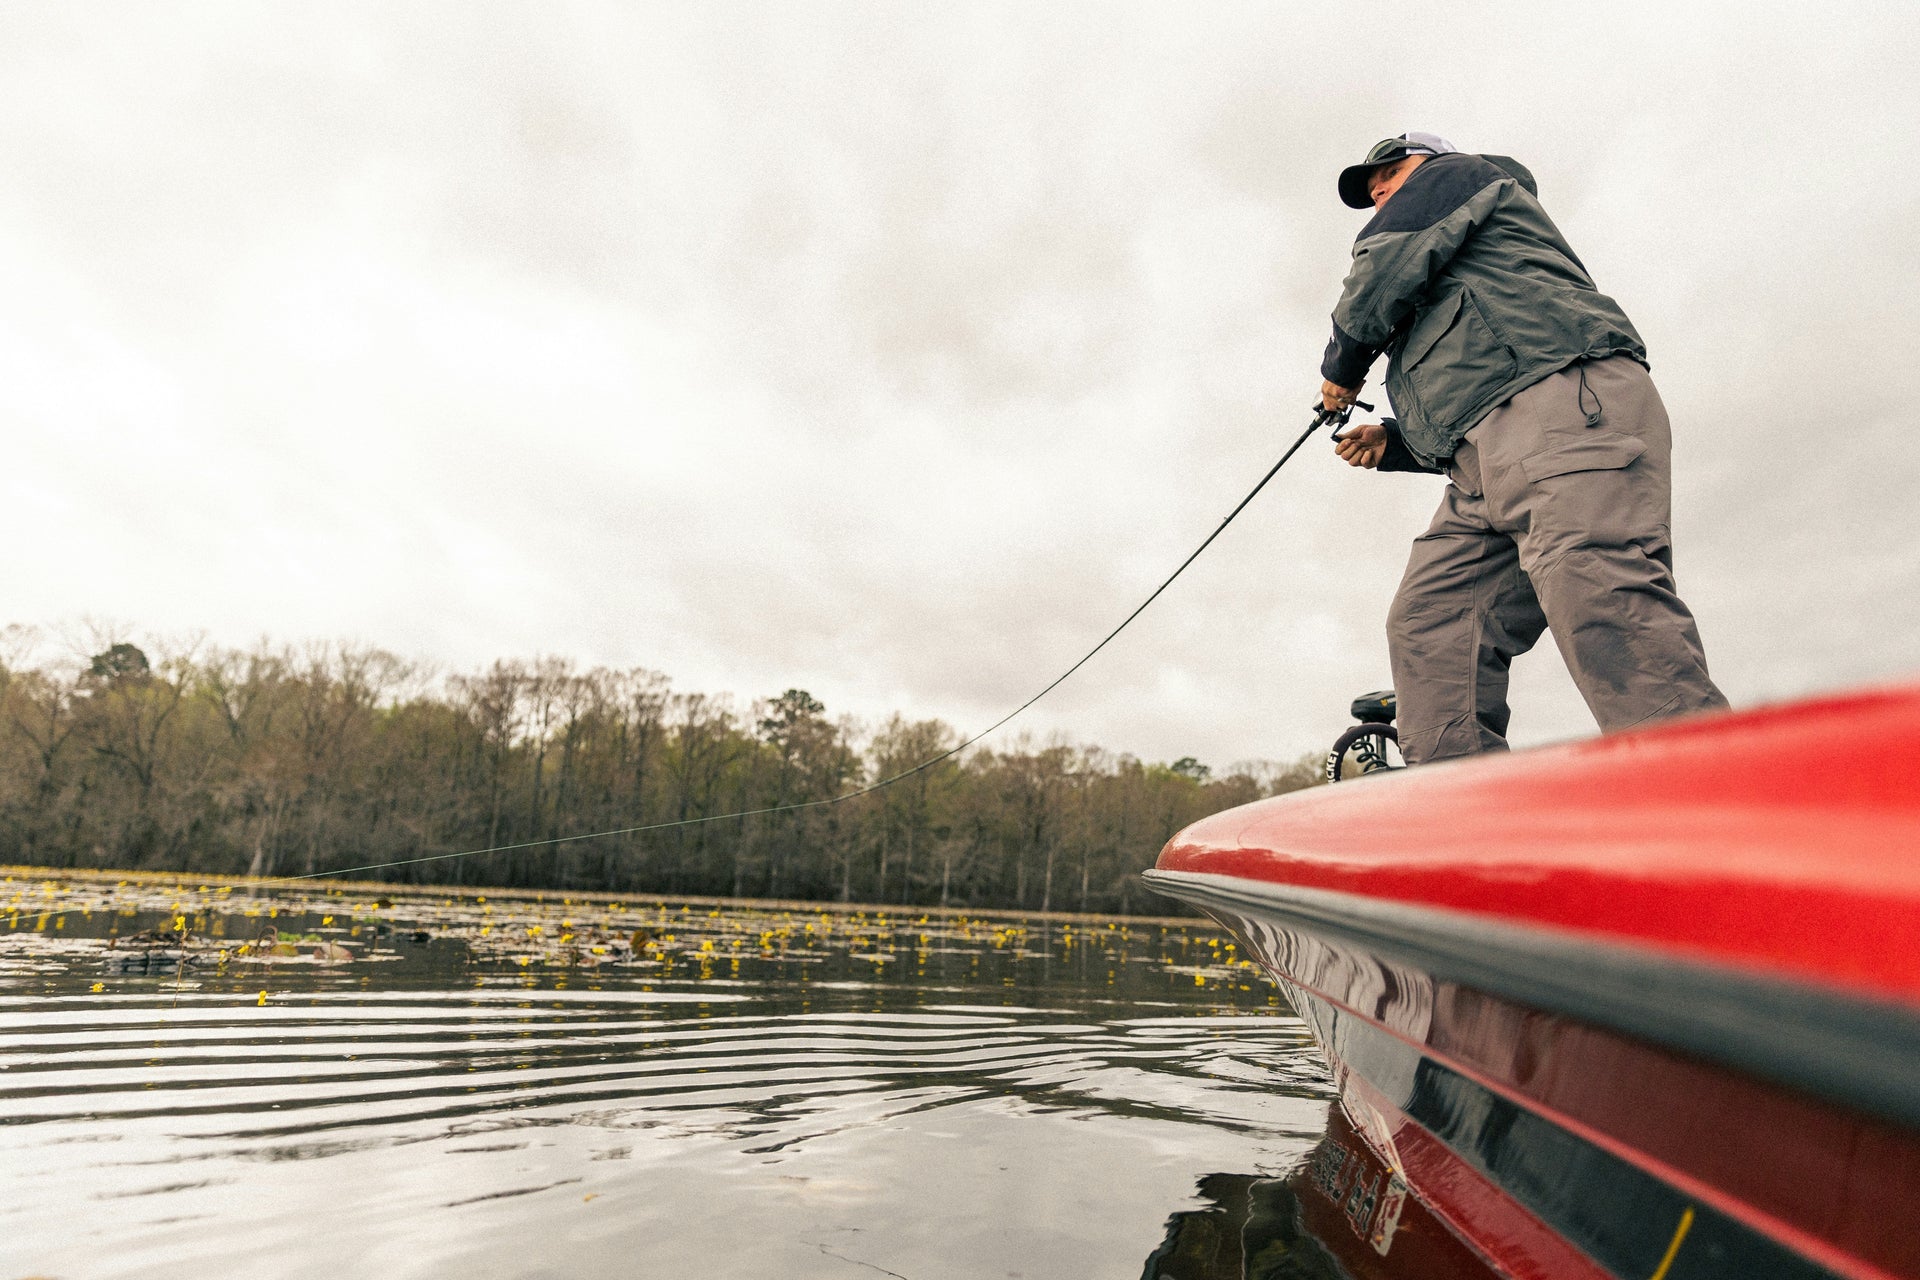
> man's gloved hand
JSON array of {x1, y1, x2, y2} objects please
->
[
  {"x1": 1334, "y1": 422, "x2": 1389, "y2": 469},
  {"x1": 1321, "y1": 379, "x2": 1360, "y2": 412}
]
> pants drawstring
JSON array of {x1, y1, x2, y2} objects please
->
[{"x1": 1578, "y1": 363, "x2": 1603, "y2": 427}]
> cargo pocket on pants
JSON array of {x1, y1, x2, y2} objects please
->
[{"x1": 1518, "y1": 434, "x2": 1645, "y2": 483}]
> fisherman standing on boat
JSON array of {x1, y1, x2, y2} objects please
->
[{"x1": 1320, "y1": 133, "x2": 1728, "y2": 764}]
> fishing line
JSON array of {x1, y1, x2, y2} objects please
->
[
  {"x1": 257, "y1": 402, "x2": 1350, "y2": 887},
  {"x1": 17, "y1": 400, "x2": 1357, "y2": 907}
]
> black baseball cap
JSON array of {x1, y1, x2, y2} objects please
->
[{"x1": 1337, "y1": 132, "x2": 1458, "y2": 209}]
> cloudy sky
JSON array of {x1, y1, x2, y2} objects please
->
[{"x1": 1, "y1": 2, "x2": 1915, "y2": 768}]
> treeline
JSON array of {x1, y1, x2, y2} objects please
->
[{"x1": 0, "y1": 630, "x2": 1320, "y2": 914}]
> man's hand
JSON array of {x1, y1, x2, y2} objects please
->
[
  {"x1": 1321, "y1": 379, "x2": 1361, "y2": 412},
  {"x1": 1334, "y1": 422, "x2": 1389, "y2": 469}
]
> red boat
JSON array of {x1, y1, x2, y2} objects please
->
[{"x1": 1146, "y1": 682, "x2": 1920, "y2": 1280}]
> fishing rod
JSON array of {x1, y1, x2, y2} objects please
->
[
  {"x1": 28, "y1": 395, "x2": 1373, "y2": 897},
  {"x1": 271, "y1": 396, "x2": 1374, "y2": 884}
]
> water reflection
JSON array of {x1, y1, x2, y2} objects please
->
[
  {"x1": 1145, "y1": 1171, "x2": 1348, "y2": 1279},
  {"x1": 4, "y1": 872, "x2": 1345, "y2": 1279},
  {"x1": 1144, "y1": 1108, "x2": 1500, "y2": 1280}
]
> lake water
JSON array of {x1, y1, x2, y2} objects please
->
[{"x1": 0, "y1": 869, "x2": 1344, "y2": 1279}]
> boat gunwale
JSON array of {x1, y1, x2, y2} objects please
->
[{"x1": 1141, "y1": 867, "x2": 1920, "y2": 1131}]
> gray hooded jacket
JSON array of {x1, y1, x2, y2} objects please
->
[{"x1": 1320, "y1": 152, "x2": 1646, "y2": 469}]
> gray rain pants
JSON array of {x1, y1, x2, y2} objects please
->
[{"x1": 1386, "y1": 355, "x2": 1728, "y2": 764}]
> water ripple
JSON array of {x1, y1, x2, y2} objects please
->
[
  {"x1": 0, "y1": 989, "x2": 1321, "y2": 1147},
  {"x1": 0, "y1": 880, "x2": 1336, "y2": 1280}
]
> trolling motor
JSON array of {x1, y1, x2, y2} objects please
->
[{"x1": 1325, "y1": 689, "x2": 1404, "y2": 782}]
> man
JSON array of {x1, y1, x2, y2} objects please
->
[{"x1": 1319, "y1": 133, "x2": 1727, "y2": 763}]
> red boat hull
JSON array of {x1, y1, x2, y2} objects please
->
[{"x1": 1149, "y1": 682, "x2": 1920, "y2": 1280}]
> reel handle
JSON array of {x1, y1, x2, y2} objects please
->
[{"x1": 1313, "y1": 396, "x2": 1375, "y2": 440}]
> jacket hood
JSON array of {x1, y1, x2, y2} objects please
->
[{"x1": 1480, "y1": 154, "x2": 1538, "y2": 197}]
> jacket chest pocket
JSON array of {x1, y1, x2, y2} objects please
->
[
  {"x1": 1400, "y1": 290, "x2": 1517, "y2": 430},
  {"x1": 1403, "y1": 291, "x2": 1463, "y2": 368}
]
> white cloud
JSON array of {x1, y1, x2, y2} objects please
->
[{"x1": 0, "y1": 1, "x2": 1914, "y2": 770}]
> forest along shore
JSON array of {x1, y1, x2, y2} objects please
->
[{"x1": 0, "y1": 637, "x2": 1319, "y2": 915}]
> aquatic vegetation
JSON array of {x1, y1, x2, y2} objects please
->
[{"x1": 1, "y1": 867, "x2": 1276, "y2": 997}]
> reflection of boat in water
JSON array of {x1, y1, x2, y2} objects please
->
[
  {"x1": 1143, "y1": 1104, "x2": 1505, "y2": 1279},
  {"x1": 1146, "y1": 684, "x2": 1920, "y2": 1279}
]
